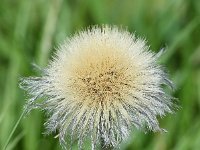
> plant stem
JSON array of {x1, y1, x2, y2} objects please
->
[{"x1": 2, "y1": 111, "x2": 25, "y2": 150}]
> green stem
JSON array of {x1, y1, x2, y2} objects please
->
[{"x1": 2, "y1": 111, "x2": 25, "y2": 150}]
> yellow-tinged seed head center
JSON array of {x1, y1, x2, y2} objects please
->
[{"x1": 67, "y1": 47, "x2": 134, "y2": 104}]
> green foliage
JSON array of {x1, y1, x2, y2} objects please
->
[{"x1": 0, "y1": 0, "x2": 199, "y2": 149}]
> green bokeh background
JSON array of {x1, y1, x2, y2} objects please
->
[{"x1": 0, "y1": 0, "x2": 200, "y2": 149}]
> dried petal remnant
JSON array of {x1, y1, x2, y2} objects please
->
[{"x1": 21, "y1": 26, "x2": 175, "y2": 150}]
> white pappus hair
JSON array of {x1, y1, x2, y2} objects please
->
[{"x1": 20, "y1": 25, "x2": 176, "y2": 150}]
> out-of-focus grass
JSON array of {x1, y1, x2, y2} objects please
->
[{"x1": 0, "y1": 0, "x2": 199, "y2": 149}]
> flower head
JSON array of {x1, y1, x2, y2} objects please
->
[{"x1": 21, "y1": 26, "x2": 175, "y2": 149}]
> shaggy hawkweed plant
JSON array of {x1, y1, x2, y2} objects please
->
[{"x1": 19, "y1": 26, "x2": 176, "y2": 150}]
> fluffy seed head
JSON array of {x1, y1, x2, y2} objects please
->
[{"x1": 20, "y1": 26, "x2": 175, "y2": 149}]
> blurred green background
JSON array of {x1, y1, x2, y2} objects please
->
[{"x1": 0, "y1": 0, "x2": 200, "y2": 149}]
